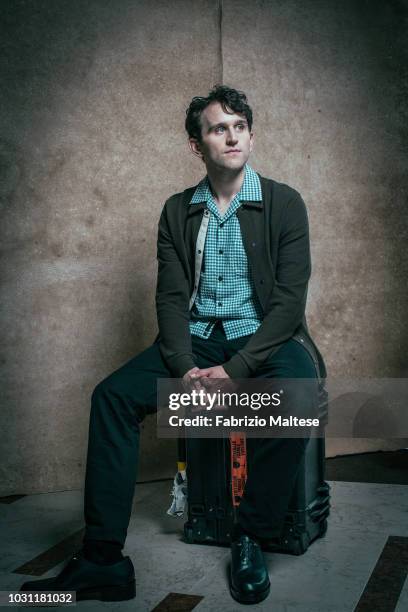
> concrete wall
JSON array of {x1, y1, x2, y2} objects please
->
[
  {"x1": 222, "y1": 0, "x2": 408, "y2": 456},
  {"x1": 1, "y1": 0, "x2": 407, "y2": 495},
  {"x1": 0, "y1": 0, "x2": 221, "y2": 495}
]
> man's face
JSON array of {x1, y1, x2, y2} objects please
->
[{"x1": 189, "y1": 101, "x2": 253, "y2": 172}]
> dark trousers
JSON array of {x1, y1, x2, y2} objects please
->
[{"x1": 83, "y1": 322, "x2": 318, "y2": 546}]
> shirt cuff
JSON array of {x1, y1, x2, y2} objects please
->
[
  {"x1": 169, "y1": 354, "x2": 197, "y2": 378},
  {"x1": 222, "y1": 352, "x2": 252, "y2": 379}
]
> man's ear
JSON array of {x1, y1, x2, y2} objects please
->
[
  {"x1": 189, "y1": 137, "x2": 204, "y2": 160},
  {"x1": 249, "y1": 131, "x2": 254, "y2": 154}
]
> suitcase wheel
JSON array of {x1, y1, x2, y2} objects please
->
[
  {"x1": 318, "y1": 518, "x2": 328, "y2": 537},
  {"x1": 184, "y1": 524, "x2": 194, "y2": 543},
  {"x1": 294, "y1": 532, "x2": 310, "y2": 555}
]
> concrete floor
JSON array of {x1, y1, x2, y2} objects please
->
[{"x1": 1, "y1": 479, "x2": 407, "y2": 611}]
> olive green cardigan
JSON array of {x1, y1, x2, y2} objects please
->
[{"x1": 155, "y1": 174, "x2": 326, "y2": 380}]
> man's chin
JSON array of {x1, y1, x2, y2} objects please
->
[{"x1": 215, "y1": 157, "x2": 247, "y2": 173}]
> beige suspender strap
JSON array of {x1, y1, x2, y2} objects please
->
[{"x1": 189, "y1": 208, "x2": 210, "y2": 311}]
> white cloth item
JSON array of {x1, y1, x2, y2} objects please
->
[{"x1": 167, "y1": 470, "x2": 188, "y2": 517}]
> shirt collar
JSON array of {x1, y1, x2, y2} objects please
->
[{"x1": 190, "y1": 164, "x2": 262, "y2": 205}]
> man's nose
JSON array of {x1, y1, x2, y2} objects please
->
[{"x1": 226, "y1": 128, "x2": 238, "y2": 144}]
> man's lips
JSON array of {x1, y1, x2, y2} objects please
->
[{"x1": 224, "y1": 149, "x2": 241, "y2": 154}]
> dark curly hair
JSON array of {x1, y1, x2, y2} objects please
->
[{"x1": 185, "y1": 85, "x2": 253, "y2": 142}]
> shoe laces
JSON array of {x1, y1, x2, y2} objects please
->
[
  {"x1": 72, "y1": 549, "x2": 84, "y2": 561},
  {"x1": 239, "y1": 538, "x2": 255, "y2": 565}
]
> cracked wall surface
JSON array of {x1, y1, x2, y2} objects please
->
[{"x1": 1, "y1": 0, "x2": 407, "y2": 494}]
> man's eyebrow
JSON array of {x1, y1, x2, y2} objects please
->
[{"x1": 207, "y1": 119, "x2": 248, "y2": 130}]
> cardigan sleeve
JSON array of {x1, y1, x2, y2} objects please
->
[
  {"x1": 222, "y1": 192, "x2": 311, "y2": 378},
  {"x1": 155, "y1": 200, "x2": 197, "y2": 377}
]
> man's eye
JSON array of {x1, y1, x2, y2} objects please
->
[
  {"x1": 215, "y1": 126, "x2": 225, "y2": 133},
  {"x1": 236, "y1": 124, "x2": 245, "y2": 130}
]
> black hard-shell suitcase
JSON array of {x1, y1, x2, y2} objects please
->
[{"x1": 183, "y1": 387, "x2": 330, "y2": 556}]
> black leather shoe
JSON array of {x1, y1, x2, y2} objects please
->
[
  {"x1": 230, "y1": 535, "x2": 270, "y2": 605},
  {"x1": 20, "y1": 550, "x2": 136, "y2": 602}
]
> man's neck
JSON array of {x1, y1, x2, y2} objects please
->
[{"x1": 206, "y1": 165, "x2": 246, "y2": 213}]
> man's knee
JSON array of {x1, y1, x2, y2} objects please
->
[
  {"x1": 90, "y1": 375, "x2": 147, "y2": 424},
  {"x1": 91, "y1": 367, "x2": 123, "y2": 400}
]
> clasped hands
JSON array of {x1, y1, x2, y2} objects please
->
[
  {"x1": 183, "y1": 365, "x2": 229, "y2": 388},
  {"x1": 182, "y1": 366, "x2": 236, "y2": 411}
]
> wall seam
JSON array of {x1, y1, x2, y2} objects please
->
[{"x1": 218, "y1": 0, "x2": 223, "y2": 83}]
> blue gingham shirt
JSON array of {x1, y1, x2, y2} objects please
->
[{"x1": 189, "y1": 164, "x2": 263, "y2": 340}]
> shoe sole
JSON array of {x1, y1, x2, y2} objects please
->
[
  {"x1": 76, "y1": 579, "x2": 136, "y2": 602},
  {"x1": 230, "y1": 581, "x2": 270, "y2": 605}
]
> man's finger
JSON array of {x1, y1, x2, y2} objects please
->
[
  {"x1": 191, "y1": 375, "x2": 207, "y2": 392},
  {"x1": 201, "y1": 377, "x2": 214, "y2": 387},
  {"x1": 195, "y1": 369, "x2": 211, "y2": 376}
]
